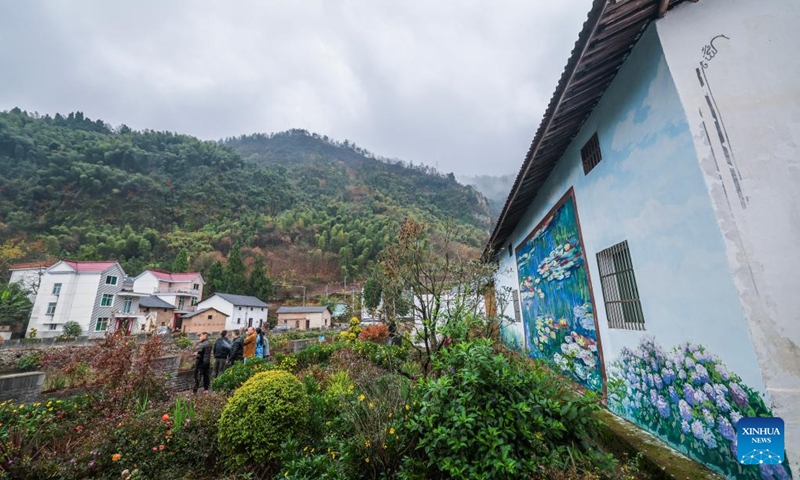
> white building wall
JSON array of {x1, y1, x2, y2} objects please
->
[
  {"x1": 196, "y1": 296, "x2": 269, "y2": 332},
  {"x1": 657, "y1": 0, "x2": 800, "y2": 470},
  {"x1": 28, "y1": 268, "x2": 102, "y2": 338},
  {"x1": 133, "y1": 272, "x2": 159, "y2": 295}
]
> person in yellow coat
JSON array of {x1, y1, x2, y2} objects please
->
[{"x1": 243, "y1": 326, "x2": 257, "y2": 361}]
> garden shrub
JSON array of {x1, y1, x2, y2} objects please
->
[
  {"x1": 401, "y1": 339, "x2": 613, "y2": 479},
  {"x1": 359, "y1": 324, "x2": 389, "y2": 343},
  {"x1": 217, "y1": 370, "x2": 310, "y2": 469},
  {"x1": 15, "y1": 352, "x2": 41, "y2": 371},
  {"x1": 62, "y1": 321, "x2": 82, "y2": 338},
  {"x1": 211, "y1": 357, "x2": 276, "y2": 394},
  {"x1": 175, "y1": 337, "x2": 193, "y2": 349},
  {"x1": 291, "y1": 342, "x2": 345, "y2": 371}
]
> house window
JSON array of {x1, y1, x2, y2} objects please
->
[
  {"x1": 48, "y1": 323, "x2": 57, "y2": 331},
  {"x1": 237, "y1": 318, "x2": 241, "y2": 324},
  {"x1": 105, "y1": 275, "x2": 118, "y2": 285},
  {"x1": 193, "y1": 283, "x2": 199, "y2": 291},
  {"x1": 178, "y1": 298, "x2": 185, "y2": 310},
  {"x1": 596, "y1": 240, "x2": 645, "y2": 330},
  {"x1": 46, "y1": 302, "x2": 57, "y2": 315},
  {"x1": 100, "y1": 294, "x2": 114, "y2": 307},
  {"x1": 208, "y1": 315, "x2": 213, "y2": 320},
  {"x1": 144, "y1": 307, "x2": 150, "y2": 312},
  {"x1": 191, "y1": 297, "x2": 198, "y2": 306},
  {"x1": 123, "y1": 299, "x2": 133, "y2": 314},
  {"x1": 581, "y1": 133, "x2": 602, "y2": 175},
  {"x1": 508, "y1": 244, "x2": 513, "y2": 258},
  {"x1": 96, "y1": 317, "x2": 109, "y2": 331},
  {"x1": 250, "y1": 307, "x2": 253, "y2": 311},
  {"x1": 261, "y1": 308, "x2": 264, "y2": 311},
  {"x1": 511, "y1": 290, "x2": 521, "y2": 323},
  {"x1": 52, "y1": 283, "x2": 62, "y2": 295}
]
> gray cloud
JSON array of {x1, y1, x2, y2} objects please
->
[{"x1": 0, "y1": 0, "x2": 592, "y2": 176}]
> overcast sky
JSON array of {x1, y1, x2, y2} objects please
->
[{"x1": 0, "y1": 0, "x2": 592, "y2": 176}]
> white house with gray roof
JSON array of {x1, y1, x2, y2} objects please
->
[
  {"x1": 196, "y1": 293, "x2": 268, "y2": 331},
  {"x1": 276, "y1": 306, "x2": 331, "y2": 331}
]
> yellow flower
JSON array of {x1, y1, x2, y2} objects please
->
[
  {"x1": 382, "y1": 443, "x2": 387, "y2": 450},
  {"x1": 48, "y1": 408, "x2": 53, "y2": 412},
  {"x1": 364, "y1": 457, "x2": 370, "y2": 463},
  {"x1": 364, "y1": 440, "x2": 371, "y2": 447},
  {"x1": 405, "y1": 404, "x2": 410, "y2": 411},
  {"x1": 368, "y1": 402, "x2": 374, "y2": 409},
  {"x1": 359, "y1": 394, "x2": 365, "y2": 402},
  {"x1": 112, "y1": 453, "x2": 122, "y2": 462},
  {"x1": 330, "y1": 452, "x2": 336, "y2": 460},
  {"x1": 19, "y1": 404, "x2": 24, "y2": 409},
  {"x1": 388, "y1": 413, "x2": 393, "y2": 419},
  {"x1": 389, "y1": 427, "x2": 396, "y2": 435}
]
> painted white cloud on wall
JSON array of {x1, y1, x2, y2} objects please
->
[{"x1": 609, "y1": 56, "x2": 683, "y2": 153}]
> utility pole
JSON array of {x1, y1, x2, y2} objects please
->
[{"x1": 289, "y1": 285, "x2": 306, "y2": 306}]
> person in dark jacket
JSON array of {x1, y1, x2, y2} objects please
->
[
  {"x1": 213, "y1": 330, "x2": 232, "y2": 378},
  {"x1": 227, "y1": 329, "x2": 244, "y2": 366},
  {"x1": 193, "y1": 332, "x2": 212, "y2": 394}
]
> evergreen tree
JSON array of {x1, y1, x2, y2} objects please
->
[
  {"x1": 363, "y1": 276, "x2": 382, "y2": 316},
  {"x1": 205, "y1": 261, "x2": 224, "y2": 299},
  {"x1": 223, "y1": 245, "x2": 248, "y2": 294},
  {"x1": 248, "y1": 256, "x2": 273, "y2": 301},
  {"x1": 172, "y1": 248, "x2": 189, "y2": 272}
]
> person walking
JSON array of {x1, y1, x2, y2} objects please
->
[
  {"x1": 193, "y1": 332, "x2": 212, "y2": 394},
  {"x1": 228, "y1": 329, "x2": 244, "y2": 365},
  {"x1": 213, "y1": 330, "x2": 231, "y2": 378},
  {"x1": 243, "y1": 326, "x2": 257, "y2": 362}
]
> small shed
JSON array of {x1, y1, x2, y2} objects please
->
[{"x1": 180, "y1": 308, "x2": 227, "y2": 334}]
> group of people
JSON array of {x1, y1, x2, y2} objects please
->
[{"x1": 192, "y1": 326, "x2": 271, "y2": 394}]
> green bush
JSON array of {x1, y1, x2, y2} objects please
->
[
  {"x1": 16, "y1": 352, "x2": 42, "y2": 371},
  {"x1": 401, "y1": 339, "x2": 613, "y2": 479},
  {"x1": 175, "y1": 336, "x2": 193, "y2": 349},
  {"x1": 211, "y1": 357, "x2": 276, "y2": 394},
  {"x1": 291, "y1": 342, "x2": 346, "y2": 371},
  {"x1": 217, "y1": 370, "x2": 310, "y2": 469},
  {"x1": 62, "y1": 321, "x2": 82, "y2": 338}
]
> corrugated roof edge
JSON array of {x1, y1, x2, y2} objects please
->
[{"x1": 484, "y1": 0, "x2": 691, "y2": 259}]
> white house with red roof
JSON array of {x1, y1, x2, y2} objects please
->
[
  {"x1": 26, "y1": 260, "x2": 147, "y2": 338},
  {"x1": 133, "y1": 270, "x2": 204, "y2": 329}
]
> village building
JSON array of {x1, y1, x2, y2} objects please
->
[
  {"x1": 197, "y1": 293, "x2": 269, "y2": 331},
  {"x1": 180, "y1": 307, "x2": 227, "y2": 334},
  {"x1": 138, "y1": 295, "x2": 177, "y2": 332},
  {"x1": 488, "y1": 0, "x2": 799, "y2": 477},
  {"x1": 276, "y1": 306, "x2": 332, "y2": 331},
  {"x1": 8, "y1": 261, "x2": 53, "y2": 303}
]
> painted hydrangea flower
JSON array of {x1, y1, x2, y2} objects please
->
[
  {"x1": 693, "y1": 389, "x2": 709, "y2": 406},
  {"x1": 681, "y1": 419, "x2": 691, "y2": 434},
  {"x1": 717, "y1": 416, "x2": 735, "y2": 442},
  {"x1": 715, "y1": 364, "x2": 730, "y2": 381},
  {"x1": 684, "y1": 385, "x2": 696, "y2": 406},
  {"x1": 695, "y1": 364, "x2": 710, "y2": 383},
  {"x1": 669, "y1": 385, "x2": 679, "y2": 404},
  {"x1": 678, "y1": 399, "x2": 693, "y2": 421},
  {"x1": 701, "y1": 429, "x2": 717, "y2": 449},
  {"x1": 702, "y1": 408, "x2": 714, "y2": 426},
  {"x1": 678, "y1": 369, "x2": 687, "y2": 381},
  {"x1": 714, "y1": 395, "x2": 731, "y2": 413},
  {"x1": 656, "y1": 396, "x2": 670, "y2": 418},
  {"x1": 730, "y1": 410, "x2": 743, "y2": 427},
  {"x1": 661, "y1": 368, "x2": 675, "y2": 386},
  {"x1": 684, "y1": 357, "x2": 696, "y2": 369},
  {"x1": 650, "y1": 389, "x2": 658, "y2": 407},
  {"x1": 691, "y1": 419, "x2": 706, "y2": 440},
  {"x1": 729, "y1": 383, "x2": 749, "y2": 409},
  {"x1": 654, "y1": 374, "x2": 663, "y2": 390}
]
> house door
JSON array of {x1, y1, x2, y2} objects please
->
[{"x1": 305, "y1": 319, "x2": 310, "y2": 330}]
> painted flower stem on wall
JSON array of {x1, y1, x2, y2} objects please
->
[
  {"x1": 608, "y1": 336, "x2": 792, "y2": 479},
  {"x1": 515, "y1": 193, "x2": 603, "y2": 392}
]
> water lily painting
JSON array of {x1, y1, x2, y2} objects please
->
[{"x1": 515, "y1": 191, "x2": 603, "y2": 392}]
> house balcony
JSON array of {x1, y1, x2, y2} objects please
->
[{"x1": 153, "y1": 288, "x2": 201, "y2": 297}]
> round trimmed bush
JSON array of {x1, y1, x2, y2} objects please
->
[{"x1": 217, "y1": 370, "x2": 309, "y2": 467}]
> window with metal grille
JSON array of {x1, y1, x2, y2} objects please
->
[
  {"x1": 511, "y1": 289, "x2": 522, "y2": 323},
  {"x1": 581, "y1": 133, "x2": 602, "y2": 175},
  {"x1": 596, "y1": 241, "x2": 645, "y2": 330}
]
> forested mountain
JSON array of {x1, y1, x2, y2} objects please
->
[{"x1": 0, "y1": 108, "x2": 490, "y2": 289}]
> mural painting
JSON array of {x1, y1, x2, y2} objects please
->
[
  {"x1": 515, "y1": 191, "x2": 603, "y2": 392},
  {"x1": 608, "y1": 337, "x2": 792, "y2": 480}
]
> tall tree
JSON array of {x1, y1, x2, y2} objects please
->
[
  {"x1": 0, "y1": 282, "x2": 33, "y2": 328},
  {"x1": 248, "y1": 257, "x2": 273, "y2": 301},
  {"x1": 205, "y1": 261, "x2": 224, "y2": 299},
  {"x1": 223, "y1": 244, "x2": 248, "y2": 294},
  {"x1": 363, "y1": 276, "x2": 382, "y2": 317},
  {"x1": 171, "y1": 248, "x2": 189, "y2": 272}
]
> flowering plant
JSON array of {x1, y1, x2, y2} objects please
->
[{"x1": 607, "y1": 337, "x2": 791, "y2": 480}]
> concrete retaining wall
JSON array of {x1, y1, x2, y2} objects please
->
[{"x1": 0, "y1": 371, "x2": 45, "y2": 402}]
